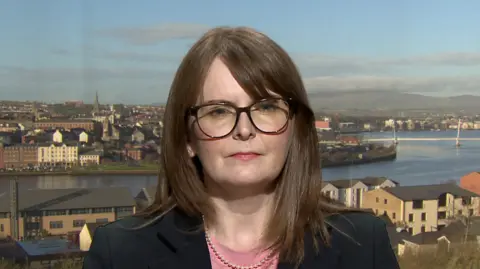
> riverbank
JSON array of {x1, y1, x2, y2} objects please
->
[
  {"x1": 0, "y1": 169, "x2": 160, "y2": 177},
  {"x1": 0, "y1": 163, "x2": 161, "y2": 177},
  {"x1": 0, "y1": 151, "x2": 397, "y2": 178}
]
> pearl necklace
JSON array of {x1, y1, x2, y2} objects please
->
[{"x1": 202, "y1": 216, "x2": 275, "y2": 269}]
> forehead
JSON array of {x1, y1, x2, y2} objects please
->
[
  {"x1": 200, "y1": 58, "x2": 249, "y2": 104},
  {"x1": 199, "y1": 58, "x2": 279, "y2": 105}
]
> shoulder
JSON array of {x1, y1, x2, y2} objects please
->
[
  {"x1": 83, "y1": 215, "x2": 168, "y2": 269},
  {"x1": 325, "y1": 211, "x2": 399, "y2": 268},
  {"x1": 91, "y1": 214, "x2": 164, "y2": 246},
  {"x1": 326, "y1": 211, "x2": 386, "y2": 238},
  {"x1": 326, "y1": 211, "x2": 388, "y2": 246}
]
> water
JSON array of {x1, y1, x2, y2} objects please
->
[{"x1": 1, "y1": 130, "x2": 479, "y2": 195}]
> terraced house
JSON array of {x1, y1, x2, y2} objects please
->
[
  {"x1": 363, "y1": 183, "x2": 480, "y2": 235},
  {"x1": 326, "y1": 177, "x2": 398, "y2": 207},
  {"x1": 0, "y1": 186, "x2": 135, "y2": 239}
]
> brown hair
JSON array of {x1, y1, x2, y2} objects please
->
[{"x1": 139, "y1": 26, "x2": 352, "y2": 264}]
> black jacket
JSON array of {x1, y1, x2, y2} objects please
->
[{"x1": 82, "y1": 210, "x2": 400, "y2": 269}]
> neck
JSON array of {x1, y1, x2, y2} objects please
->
[{"x1": 206, "y1": 187, "x2": 275, "y2": 252}]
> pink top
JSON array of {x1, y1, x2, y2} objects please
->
[{"x1": 207, "y1": 235, "x2": 279, "y2": 269}]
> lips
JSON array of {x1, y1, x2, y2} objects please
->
[{"x1": 230, "y1": 152, "x2": 260, "y2": 161}]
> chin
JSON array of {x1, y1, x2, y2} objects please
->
[{"x1": 220, "y1": 173, "x2": 276, "y2": 188}]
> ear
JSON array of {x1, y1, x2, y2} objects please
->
[{"x1": 187, "y1": 144, "x2": 196, "y2": 158}]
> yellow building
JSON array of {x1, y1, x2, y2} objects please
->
[
  {"x1": 362, "y1": 183, "x2": 480, "y2": 235},
  {"x1": 37, "y1": 142, "x2": 79, "y2": 166},
  {"x1": 0, "y1": 187, "x2": 135, "y2": 239}
]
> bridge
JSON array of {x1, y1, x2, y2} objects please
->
[{"x1": 364, "y1": 137, "x2": 480, "y2": 142}]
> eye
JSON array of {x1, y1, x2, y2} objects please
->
[
  {"x1": 257, "y1": 103, "x2": 278, "y2": 111},
  {"x1": 198, "y1": 105, "x2": 235, "y2": 118}
]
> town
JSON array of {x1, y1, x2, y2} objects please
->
[
  {"x1": 0, "y1": 97, "x2": 480, "y2": 268},
  {"x1": 0, "y1": 96, "x2": 479, "y2": 172}
]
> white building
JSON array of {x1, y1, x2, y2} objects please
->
[
  {"x1": 79, "y1": 131, "x2": 90, "y2": 143},
  {"x1": 79, "y1": 151, "x2": 101, "y2": 166},
  {"x1": 38, "y1": 143, "x2": 79, "y2": 166}
]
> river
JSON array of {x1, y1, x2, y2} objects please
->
[{"x1": 1, "y1": 130, "x2": 479, "y2": 196}]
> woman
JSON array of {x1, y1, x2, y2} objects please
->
[{"x1": 83, "y1": 27, "x2": 399, "y2": 269}]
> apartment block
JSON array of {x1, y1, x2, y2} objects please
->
[
  {"x1": 34, "y1": 120, "x2": 94, "y2": 131},
  {"x1": 37, "y1": 142, "x2": 79, "y2": 166},
  {"x1": 362, "y1": 183, "x2": 480, "y2": 235},
  {"x1": 0, "y1": 187, "x2": 136, "y2": 239},
  {"x1": 3, "y1": 144, "x2": 38, "y2": 168}
]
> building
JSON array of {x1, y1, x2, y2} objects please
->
[
  {"x1": 361, "y1": 177, "x2": 398, "y2": 190},
  {"x1": 460, "y1": 172, "x2": 480, "y2": 196},
  {"x1": 0, "y1": 145, "x2": 4, "y2": 169},
  {"x1": 135, "y1": 186, "x2": 157, "y2": 210},
  {"x1": 325, "y1": 177, "x2": 398, "y2": 207},
  {"x1": 396, "y1": 217, "x2": 480, "y2": 256},
  {"x1": 123, "y1": 147, "x2": 144, "y2": 161},
  {"x1": 79, "y1": 222, "x2": 104, "y2": 251},
  {"x1": 362, "y1": 183, "x2": 480, "y2": 235},
  {"x1": 37, "y1": 143, "x2": 79, "y2": 167},
  {"x1": 79, "y1": 131, "x2": 90, "y2": 144},
  {"x1": 34, "y1": 120, "x2": 94, "y2": 131},
  {"x1": 315, "y1": 121, "x2": 330, "y2": 131},
  {"x1": 0, "y1": 187, "x2": 136, "y2": 239},
  {"x1": 79, "y1": 151, "x2": 101, "y2": 166},
  {"x1": 321, "y1": 182, "x2": 339, "y2": 201},
  {"x1": 327, "y1": 179, "x2": 369, "y2": 207},
  {"x1": 3, "y1": 144, "x2": 38, "y2": 168},
  {"x1": 52, "y1": 130, "x2": 63, "y2": 143}
]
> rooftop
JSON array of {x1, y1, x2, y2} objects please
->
[
  {"x1": 385, "y1": 183, "x2": 479, "y2": 201},
  {"x1": 0, "y1": 187, "x2": 135, "y2": 212},
  {"x1": 17, "y1": 238, "x2": 80, "y2": 256}
]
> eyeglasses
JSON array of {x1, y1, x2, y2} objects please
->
[{"x1": 188, "y1": 98, "x2": 293, "y2": 138}]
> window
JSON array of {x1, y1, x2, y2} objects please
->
[
  {"x1": 73, "y1": 220, "x2": 86, "y2": 227},
  {"x1": 458, "y1": 210, "x2": 462, "y2": 215},
  {"x1": 392, "y1": 213, "x2": 396, "y2": 219},
  {"x1": 421, "y1": 226, "x2": 426, "y2": 233},
  {"x1": 408, "y1": 227, "x2": 413, "y2": 235},
  {"x1": 115, "y1": 207, "x2": 133, "y2": 213},
  {"x1": 71, "y1": 208, "x2": 89, "y2": 214},
  {"x1": 96, "y1": 218, "x2": 109, "y2": 223},
  {"x1": 376, "y1": 197, "x2": 379, "y2": 203},
  {"x1": 0, "y1": 224, "x2": 3, "y2": 232},
  {"x1": 384, "y1": 199, "x2": 387, "y2": 204},
  {"x1": 438, "y1": 211, "x2": 446, "y2": 219},
  {"x1": 421, "y1": 213, "x2": 426, "y2": 221},
  {"x1": 462, "y1": 197, "x2": 472, "y2": 205},
  {"x1": 45, "y1": 210, "x2": 66, "y2": 216},
  {"x1": 92, "y1": 207, "x2": 112, "y2": 214},
  {"x1": 408, "y1": 214, "x2": 414, "y2": 222},
  {"x1": 49, "y1": 221, "x2": 63, "y2": 229},
  {"x1": 412, "y1": 200, "x2": 423, "y2": 209}
]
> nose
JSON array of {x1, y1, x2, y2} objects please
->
[{"x1": 232, "y1": 111, "x2": 256, "y2": 141}]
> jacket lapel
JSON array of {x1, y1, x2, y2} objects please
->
[
  {"x1": 147, "y1": 209, "x2": 212, "y2": 269},
  {"x1": 277, "y1": 227, "x2": 341, "y2": 269}
]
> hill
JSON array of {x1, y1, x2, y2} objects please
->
[{"x1": 307, "y1": 90, "x2": 480, "y2": 112}]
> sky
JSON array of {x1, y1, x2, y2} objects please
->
[{"x1": 1, "y1": 0, "x2": 480, "y2": 104}]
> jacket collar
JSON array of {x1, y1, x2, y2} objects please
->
[{"x1": 148, "y1": 209, "x2": 341, "y2": 269}]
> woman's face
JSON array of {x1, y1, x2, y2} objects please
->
[{"x1": 187, "y1": 58, "x2": 293, "y2": 191}]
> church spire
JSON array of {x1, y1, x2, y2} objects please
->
[{"x1": 92, "y1": 91, "x2": 100, "y2": 115}]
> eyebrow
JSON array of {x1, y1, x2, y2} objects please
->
[{"x1": 198, "y1": 99, "x2": 234, "y2": 105}]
